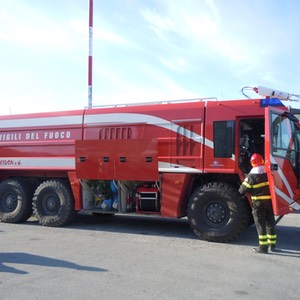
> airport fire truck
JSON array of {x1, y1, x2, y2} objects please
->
[{"x1": 0, "y1": 86, "x2": 300, "y2": 242}]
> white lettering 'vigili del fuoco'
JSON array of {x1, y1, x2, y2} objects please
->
[{"x1": 0, "y1": 131, "x2": 72, "y2": 141}]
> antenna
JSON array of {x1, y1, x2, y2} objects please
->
[{"x1": 88, "y1": 0, "x2": 93, "y2": 108}]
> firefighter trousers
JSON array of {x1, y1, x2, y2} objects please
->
[{"x1": 252, "y1": 200, "x2": 277, "y2": 249}]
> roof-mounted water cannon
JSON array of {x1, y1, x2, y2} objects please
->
[
  {"x1": 254, "y1": 86, "x2": 300, "y2": 102},
  {"x1": 240, "y1": 86, "x2": 300, "y2": 102}
]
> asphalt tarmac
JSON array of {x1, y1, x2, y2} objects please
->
[{"x1": 1, "y1": 212, "x2": 299, "y2": 300}]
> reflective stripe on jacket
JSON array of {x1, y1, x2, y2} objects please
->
[{"x1": 239, "y1": 166, "x2": 271, "y2": 201}]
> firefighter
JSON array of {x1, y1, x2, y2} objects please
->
[{"x1": 239, "y1": 153, "x2": 277, "y2": 254}]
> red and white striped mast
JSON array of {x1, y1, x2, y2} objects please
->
[{"x1": 88, "y1": 0, "x2": 93, "y2": 108}]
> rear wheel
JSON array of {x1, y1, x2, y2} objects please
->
[
  {"x1": 33, "y1": 179, "x2": 74, "y2": 227},
  {"x1": 0, "y1": 179, "x2": 33, "y2": 223},
  {"x1": 188, "y1": 182, "x2": 250, "y2": 242}
]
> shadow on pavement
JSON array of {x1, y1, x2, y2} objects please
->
[
  {"x1": 6, "y1": 213, "x2": 299, "y2": 256},
  {"x1": 72, "y1": 213, "x2": 196, "y2": 239},
  {"x1": 0, "y1": 252, "x2": 108, "y2": 275},
  {"x1": 234, "y1": 222, "x2": 300, "y2": 257}
]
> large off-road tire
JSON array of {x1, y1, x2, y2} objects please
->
[
  {"x1": 33, "y1": 179, "x2": 75, "y2": 227},
  {"x1": 187, "y1": 182, "x2": 250, "y2": 243},
  {"x1": 0, "y1": 179, "x2": 33, "y2": 223}
]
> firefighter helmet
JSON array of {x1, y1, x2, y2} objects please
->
[{"x1": 250, "y1": 153, "x2": 264, "y2": 167}]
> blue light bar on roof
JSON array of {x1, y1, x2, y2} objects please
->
[{"x1": 260, "y1": 98, "x2": 284, "y2": 107}]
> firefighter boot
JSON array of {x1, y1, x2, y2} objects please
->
[
  {"x1": 269, "y1": 245, "x2": 276, "y2": 252},
  {"x1": 252, "y1": 246, "x2": 268, "y2": 254}
]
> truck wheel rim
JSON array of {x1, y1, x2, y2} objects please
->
[
  {"x1": 42, "y1": 194, "x2": 60, "y2": 215},
  {"x1": 202, "y1": 201, "x2": 228, "y2": 227},
  {"x1": 3, "y1": 192, "x2": 18, "y2": 212}
]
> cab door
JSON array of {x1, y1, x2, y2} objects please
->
[{"x1": 265, "y1": 106, "x2": 300, "y2": 215}]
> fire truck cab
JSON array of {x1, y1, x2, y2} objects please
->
[{"x1": 0, "y1": 95, "x2": 300, "y2": 242}]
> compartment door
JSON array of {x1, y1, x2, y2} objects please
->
[{"x1": 75, "y1": 139, "x2": 158, "y2": 181}]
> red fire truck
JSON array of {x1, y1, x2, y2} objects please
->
[{"x1": 0, "y1": 87, "x2": 300, "y2": 242}]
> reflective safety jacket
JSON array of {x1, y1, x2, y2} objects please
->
[{"x1": 239, "y1": 165, "x2": 271, "y2": 201}]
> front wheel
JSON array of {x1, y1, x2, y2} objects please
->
[
  {"x1": 187, "y1": 182, "x2": 250, "y2": 242},
  {"x1": 33, "y1": 179, "x2": 75, "y2": 227}
]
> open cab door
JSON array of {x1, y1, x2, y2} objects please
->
[{"x1": 265, "y1": 106, "x2": 300, "y2": 215}]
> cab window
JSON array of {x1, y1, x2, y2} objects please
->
[{"x1": 213, "y1": 121, "x2": 234, "y2": 157}]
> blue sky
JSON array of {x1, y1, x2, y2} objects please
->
[{"x1": 1, "y1": 0, "x2": 300, "y2": 114}]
